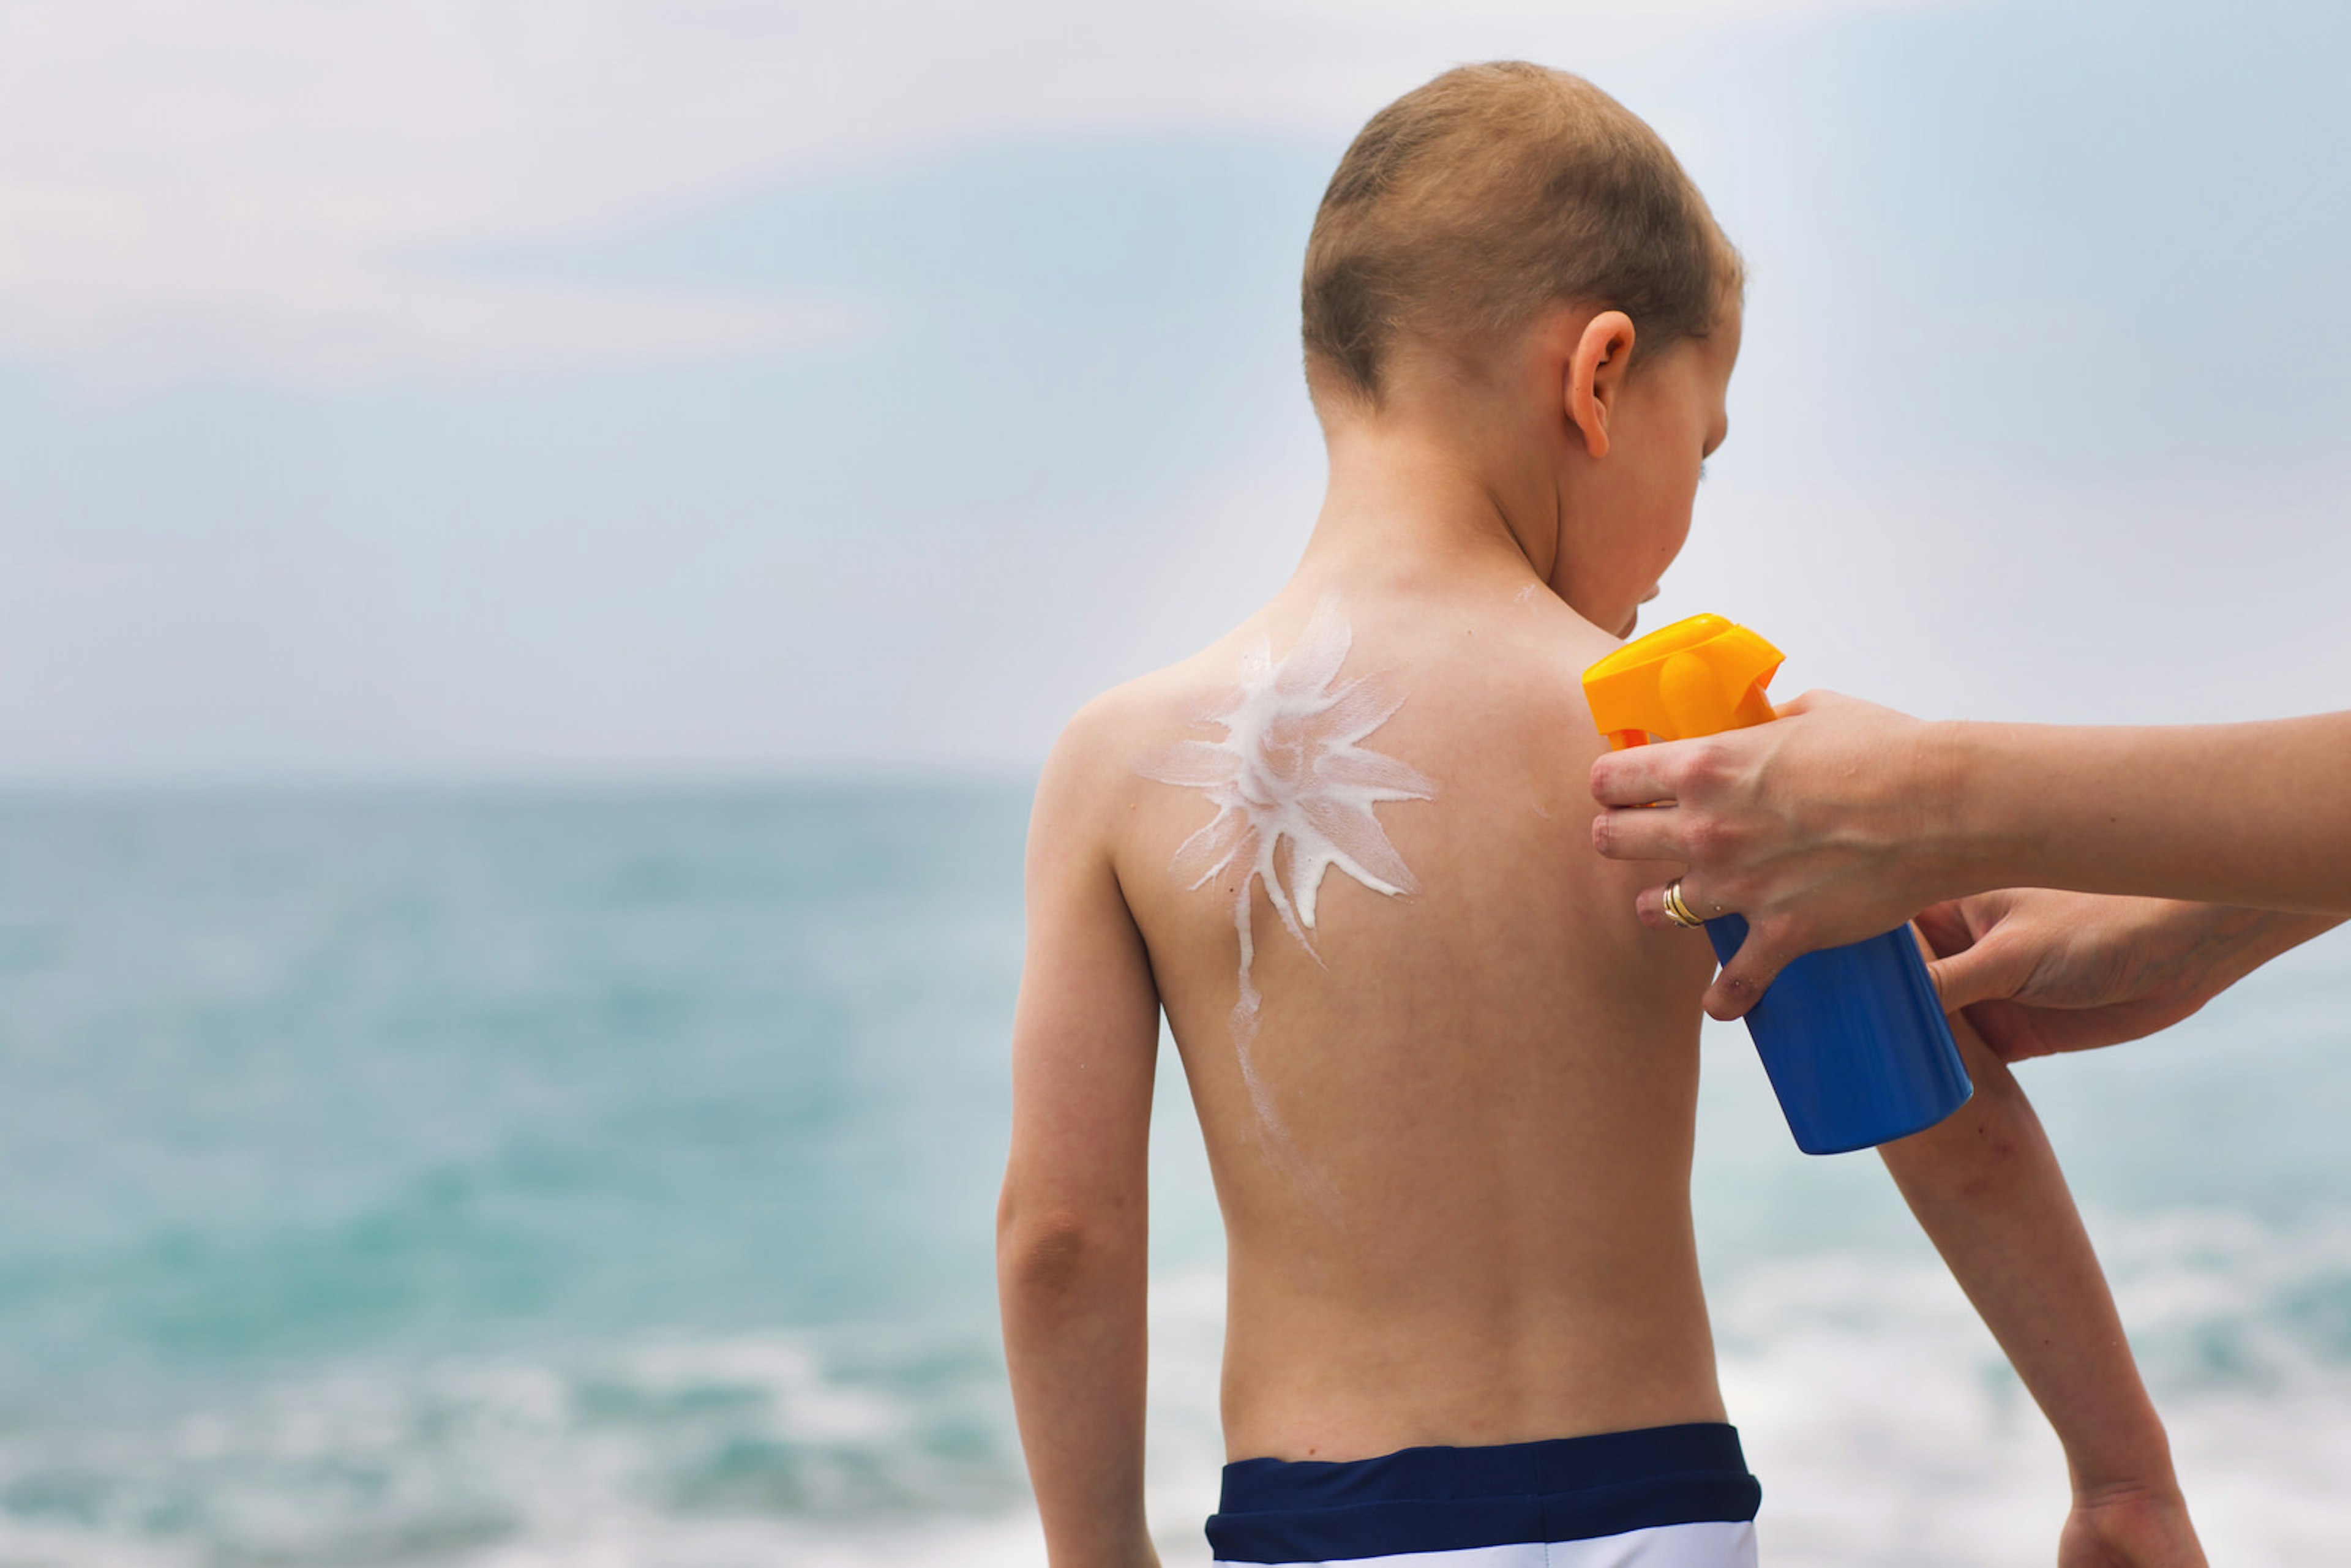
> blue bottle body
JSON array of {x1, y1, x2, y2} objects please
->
[{"x1": 1704, "y1": 914, "x2": 1972, "y2": 1155}]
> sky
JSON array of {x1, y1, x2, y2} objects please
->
[{"x1": 1, "y1": 0, "x2": 2346, "y2": 782}]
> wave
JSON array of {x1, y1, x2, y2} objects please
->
[{"x1": 0, "y1": 1322, "x2": 1035, "y2": 1567}]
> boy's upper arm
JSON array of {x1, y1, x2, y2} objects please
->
[{"x1": 1003, "y1": 703, "x2": 1163, "y2": 1217}]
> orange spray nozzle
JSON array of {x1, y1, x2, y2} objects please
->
[{"x1": 1582, "y1": 613, "x2": 1785, "y2": 749}]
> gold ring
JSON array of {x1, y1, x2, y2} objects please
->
[{"x1": 1661, "y1": 879, "x2": 1705, "y2": 929}]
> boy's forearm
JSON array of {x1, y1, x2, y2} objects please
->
[
  {"x1": 999, "y1": 1203, "x2": 1157, "y2": 1567},
  {"x1": 1878, "y1": 1031, "x2": 2176, "y2": 1495}
]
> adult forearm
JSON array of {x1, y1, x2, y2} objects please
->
[
  {"x1": 999, "y1": 1207, "x2": 1157, "y2": 1568},
  {"x1": 1943, "y1": 713, "x2": 2351, "y2": 913},
  {"x1": 1878, "y1": 1032, "x2": 2175, "y2": 1493}
]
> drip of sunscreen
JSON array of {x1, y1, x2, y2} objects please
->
[{"x1": 1584, "y1": 614, "x2": 1973, "y2": 1155}]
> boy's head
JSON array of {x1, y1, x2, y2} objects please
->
[
  {"x1": 1304, "y1": 63, "x2": 1742, "y2": 635},
  {"x1": 1303, "y1": 62, "x2": 1738, "y2": 407}
]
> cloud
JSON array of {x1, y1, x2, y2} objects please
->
[{"x1": 0, "y1": 0, "x2": 1952, "y2": 381}]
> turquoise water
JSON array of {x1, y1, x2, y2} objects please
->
[
  {"x1": 0, "y1": 789, "x2": 1029, "y2": 1564},
  {"x1": 0, "y1": 787, "x2": 2344, "y2": 1565}
]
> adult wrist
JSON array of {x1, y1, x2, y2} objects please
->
[
  {"x1": 1915, "y1": 719, "x2": 2001, "y2": 905},
  {"x1": 2193, "y1": 905, "x2": 2346, "y2": 985}
]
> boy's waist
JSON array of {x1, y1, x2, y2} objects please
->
[{"x1": 1216, "y1": 1269, "x2": 1723, "y2": 1463}]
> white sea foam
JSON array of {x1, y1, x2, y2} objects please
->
[{"x1": 0, "y1": 1322, "x2": 1030, "y2": 1568}]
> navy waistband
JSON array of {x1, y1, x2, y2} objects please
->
[{"x1": 1209, "y1": 1423, "x2": 1759, "y2": 1563}]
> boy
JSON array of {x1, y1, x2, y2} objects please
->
[{"x1": 998, "y1": 63, "x2": 2205, "y2": 1567}]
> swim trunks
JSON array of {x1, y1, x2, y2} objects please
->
[{"x1": 1207, "y1": 1422, "x2": 1762, "y2": 1566}]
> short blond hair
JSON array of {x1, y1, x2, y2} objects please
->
[{"x1": 1303, "y1": 62, "x2": 1741, "y2": 402}]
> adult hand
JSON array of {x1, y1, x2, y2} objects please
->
[
  {"x1": 1915, "y1": 890, "x2": 2342, "y2": 1063},
  {"x1": 1589, "y1": 689, "x2": 1957, "y2": 1018}
]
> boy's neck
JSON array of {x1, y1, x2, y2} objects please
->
[{"x1": 1297, "y1": 415, "x2": 1565, "y2": 600}]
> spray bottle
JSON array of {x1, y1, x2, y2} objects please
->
[{"x1": 1583, "y1": 614, "x2": 1972, "y2": 1154}]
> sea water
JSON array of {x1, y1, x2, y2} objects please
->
[{"x1": 0, "y1": 787, "x2": 2342, "y2": 1566}]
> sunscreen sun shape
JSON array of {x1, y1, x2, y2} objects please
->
[{"x1": 1142, "y1": 595, "x2": 1435, "y2": 1127}]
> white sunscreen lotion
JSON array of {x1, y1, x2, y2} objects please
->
[{"x1": 1141, "y1": 595, "x2": 1435, "y2": 1133}]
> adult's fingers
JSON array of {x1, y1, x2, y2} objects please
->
[
  {"x1": 1630, "y1": 879, "x2": 1715, "y2": 931},
  {"x1": 1588, "y1": 745, "x2": 1690, "y2": 807},
  {"x1": 1591, "y1": 805, "x2": 1692, "y2": 863}
]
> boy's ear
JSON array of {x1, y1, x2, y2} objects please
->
[{"x1": 1564, "y1": 310, "x2": 1636, "y2": 459}]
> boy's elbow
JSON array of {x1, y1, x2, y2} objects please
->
[{"x1": 997, "y1": 1190, "x2": 1136, "y2": 1305}]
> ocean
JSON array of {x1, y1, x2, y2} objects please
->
[{"x1": 0, "y1": 786, "x2": 2343, "y2": 1566}]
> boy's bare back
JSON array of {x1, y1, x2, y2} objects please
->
[{"x1": 1062, "y1": 570, "x2": 1720, "y2": 1463}]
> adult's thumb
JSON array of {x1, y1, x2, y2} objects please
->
[{"x1": 1927, "y1": 933, "x2": 2035, "y2": 1015}]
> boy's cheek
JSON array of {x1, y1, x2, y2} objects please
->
[{"x1": 1643, "y1": 473, "x2": 1700, "y2": 561}]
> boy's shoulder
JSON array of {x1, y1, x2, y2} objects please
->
[
  {"x1": 1045, "y1": 606, "x2": 1294, "y2": 771},
  {"x1": 1044, "y1": 652, "x2": 1205, "y2": 777},
  {"x1": 1029, "y1": 639, "x2": 1238, "y2": 855}
]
